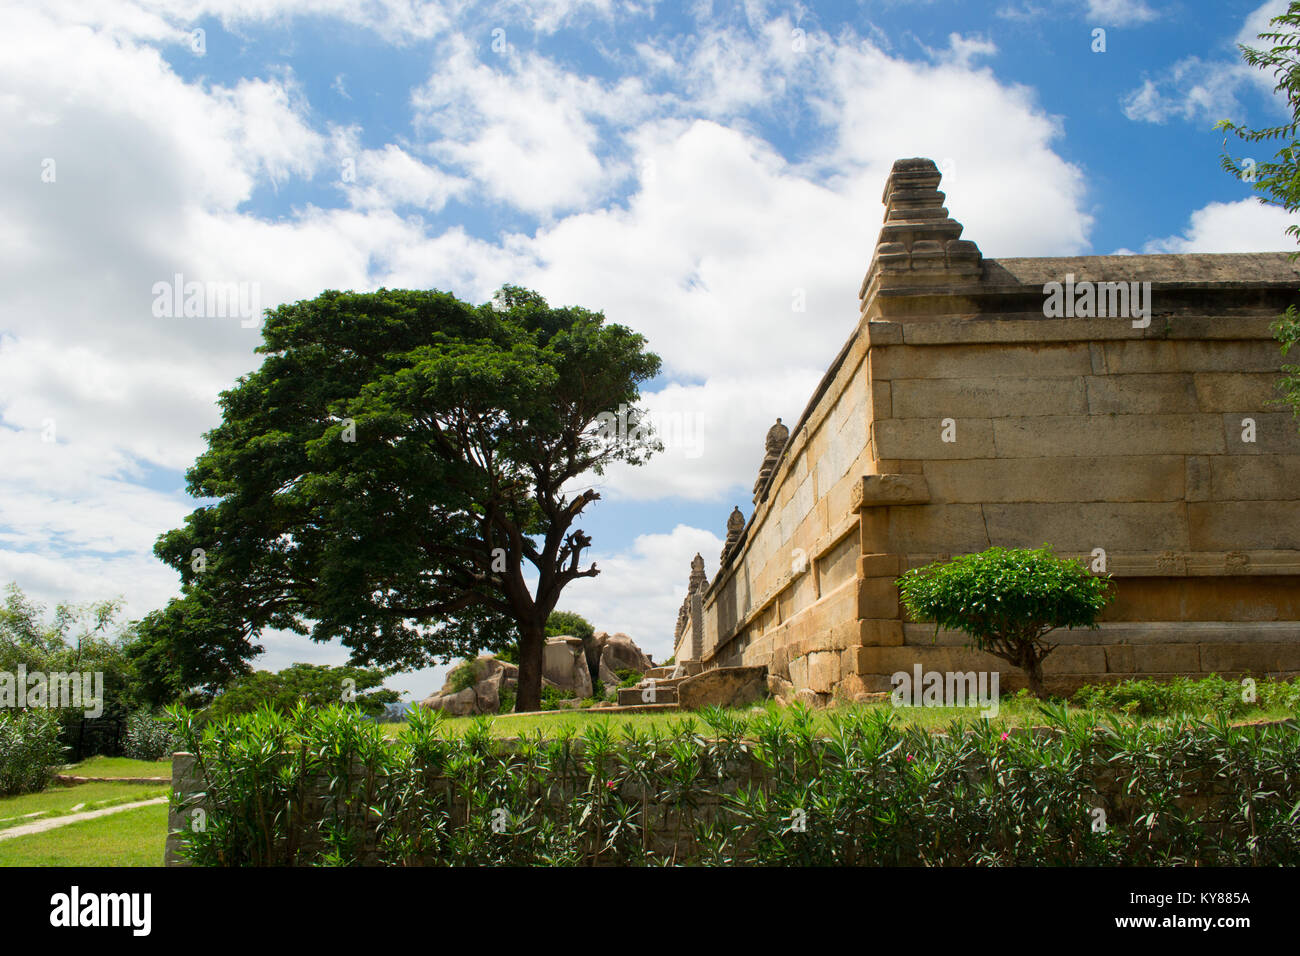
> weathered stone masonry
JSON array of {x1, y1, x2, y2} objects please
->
[{"x1": 674, "y1": 157, "x2": 1300, "y2": 700}]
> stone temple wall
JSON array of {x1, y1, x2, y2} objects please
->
[{"x1": 679, "y1": 157, "x2": 1300, "y2": 701}]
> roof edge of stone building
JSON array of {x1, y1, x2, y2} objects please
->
[{"x1": 981, "y1": 252, "x2": 1300, "y2": 288}]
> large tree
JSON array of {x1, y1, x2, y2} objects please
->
[
  {"x1": 153, "y1": 286, "x2": 660, "y2": 711},
  {"x1": 1218, "y1": 0, "x2": 1300, "y2": 429}
]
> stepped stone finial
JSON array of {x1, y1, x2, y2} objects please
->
[
  {"x1": 675, "y1": 552, "x2": 710, "y2": 646},
  {"x1": 727, "y1": 506, "x2": 745, "y2": 533},
  {"x1": 752, "y1": 417, "x2": 790, "y2": 504},
  {"x1": 862, "y1": 158, "x2": 981, "y2": 299},
  {"x1": 720, "y1": 505, "x2": 745, "y2": 563},
  {"x1": 676, "y1": 554, "x2": 707, "y2": 642},
  {"x1": 689, "y1": 552, "x2": 707, "y2": 590}
]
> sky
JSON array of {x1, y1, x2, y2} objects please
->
[{"x1": 2, "y1": 0, "x2": 1296, "y2": 701}]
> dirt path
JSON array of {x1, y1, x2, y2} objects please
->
[{"x1": 0, "y1": 797, "x2": 167, "y2": 841}]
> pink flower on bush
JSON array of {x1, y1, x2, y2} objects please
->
[
  {"x1": 905, "y1": 754, "x2": 913, "y2": 762},
  {"x1": 1000, "y1": 732, "x2": 1009, "y2": 741}
]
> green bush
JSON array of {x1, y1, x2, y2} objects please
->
[
  {"x1": 0, "y1": 710, "x2": 65, "y2": 796},
  {"x1": 169, "y1": 703, "x2": 1300, "y2": 867},
  {"x1": 539, "y1": 686, "x2": 576, "y2": 711},
  {"x1": 1074, "y1": 675, "x2": 1300, "y2": 718},
  {"x1": 545, "y1": 610, "x2": 594, "y2": 643},
  {"x1": 615, "y1": 669, "x2": 641, "y2": 689},
  {"x1": 446, "y1": 659, "x2": 481, "y2": 694},
  {"x1": 123, "y1": 711, "x2": 180, "y2": 761},
  {"x1": 204, "y1": 663, "x2": 398, "y2": 721},
  {"x1": 898, "y1": 545, "x2": 1113, "y2": 698},
  {"x1": 0, "y1": 583, "x2": 149, "y2": 759}
]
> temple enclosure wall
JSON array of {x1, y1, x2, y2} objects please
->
[{"x1": 676, "y1": 158, "x2": 1300, "y2": 701}]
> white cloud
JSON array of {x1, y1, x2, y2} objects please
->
[
  {"x1": 1138, "y1": 198, "x2": 1296, "y2": 253},
  {"x1": 1121, "y1": 0, "x2": 1290, "y2": 124},
  {"x1": 0, "y1": 1, "x2": 1100, "y2": 684},
  {"x1": 933, "y1": 32, "x2": 998, "y2": 69},
  {"x1": 582, "y1": 371, "x2": 825, "y2": 503},
  {"x1": 544, "y1": 524, "x2": 724, "y2": 665},
  {"x1": 332, "y1": 135, "x2": 468, "y2": 212},
  {"x1": 1085, "y1": 0, "x2": 1157, "y2": 26},
  {"x1": 412, "y1": 39, "x2": 655, "y2": 216}
]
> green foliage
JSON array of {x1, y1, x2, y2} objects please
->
[
  {"x1": 1074, "y1": 675, "x2": 1300, "y2": 718},
  {"x1": 203, "y1": 663, "x2": 399, "y2": 722},
  {"x1": 897, "y1": 546, "x2": 1113, "y2": 696},
  {"x1": 446, "y1": 659, "x2": 481, "y2": 694},
  {"x1": 539, "y1": 685, "x2": 577, "y2": 710},
  {"x1": 0, "y1": 710, "x2": 64, "y2": 796},
  {"x1": 122, "y1": 711, "x2": 181, "y2": 761},
  {"x1": 1218, "y1": 3, "x2": 1300, "y2": 429},
  {"x1": 545, "y1": 610, "x2": 594, "y2": 643},
  {"x1": 497, "y1": 686, "x2": 516, "y2": 714},
  {"x1": 129, "y1": 593, "x2": 255, "y2": 707},
  {"x1": 0, "y1": 583, "x2": 147, "y2": 758},
  {"x1": 170, "y1": 703, "x2": 1300, "y2": 866},
  {"x1": 151, "y1": 285, "x2": 662, "y2": 716},
  {"x1": 616, "y1": 668, "x2": 642, "y2": 689}
]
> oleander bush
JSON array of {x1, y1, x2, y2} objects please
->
[
  {"x1": 0, "y1": 710, "x2": 65, "y2": 796},
  {"x1": 167, "y1": 701, "x2": 1300, "y2": 867},
  {"x1": 122, "y1": 710, "x2": 181, "y2": 762}
]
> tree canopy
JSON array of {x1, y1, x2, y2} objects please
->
[{"x1": 151, "y1": 285, "x2": 661, "y2": 710}]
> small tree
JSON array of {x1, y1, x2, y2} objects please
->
[{"x1": 897, "y1": 546, "x2": 1113, "y2": 698}]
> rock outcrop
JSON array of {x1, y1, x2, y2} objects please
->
[
  {"x1": 542, "y1": 635, "x2": 593, "y2": 698},
  {"x1": 420, "y1": 656, "x2": 518, "y2": 715},
  {"x1": 420, "y1": 632, "x2": 654, "y2": 715},
  {"x1": 593, "y1": 631, "x2": 654, "y2": 685}
]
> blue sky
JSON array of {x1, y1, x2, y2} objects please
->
[{"x1": 1, "y1": 0, "x2": 1295, "y2": 699}]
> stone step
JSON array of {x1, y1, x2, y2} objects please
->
[
  {"x1": 587, "y1": 702, "x2": 680, "y2": 715},
  {"x1": 640, "y1": 675, "x2": 685, "y2": 688},
  {"x1": 643, "y1": 666, "x2": 679, "y2": 680},
  {"x1": 617, "y1": 684, "x2": 679, "y2": 706},
  {"x1": 508, "y1": 701, "x2": 680, "y2": 716}
]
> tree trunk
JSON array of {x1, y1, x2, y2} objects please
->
[
  {"x1": 515, "y1": 622, "x2": 546, "y2": 712},
  {"x1": 1025, "y1": 656, "x2": 1047, "y2": 699}
]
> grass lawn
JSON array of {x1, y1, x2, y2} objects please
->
[
  {"x1": 0, "y1": 802, "x2": 167, "y2": 867},
  {"x1": 379, "y1": 695, "x2": 1300, "y2": 739},
  {"x1": 0, "y1": 781, "x2": 170, "y2": 830},
  {"x1": 62, "y1": 756, "x2": 172, "y2": 778}
]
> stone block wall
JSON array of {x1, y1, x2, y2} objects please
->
[{"x1": 693, "y1": 158, "x2": 1300, "y2": 702}]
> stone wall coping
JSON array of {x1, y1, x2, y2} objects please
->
[
  {"x1": 705, "y1": 328, "x2": 867, "y2": 598},
  {"x1": 986, "y1": 253, "x2": 1300, "y2": 286}
]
